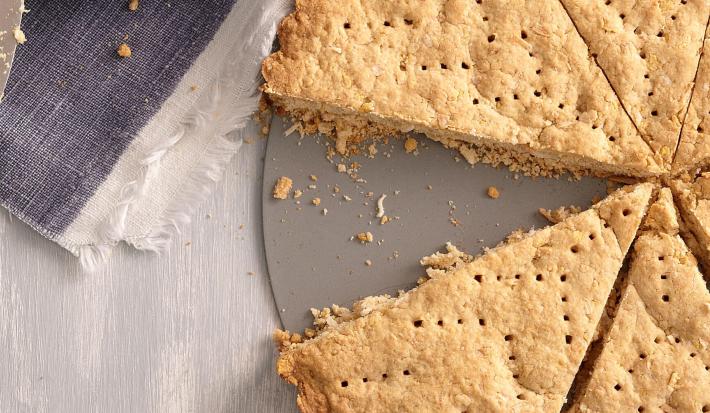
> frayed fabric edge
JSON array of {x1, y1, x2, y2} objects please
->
[
  {"x1": 129, "y1": 124, "x2": 246, "y2": 252},
  {"x1": 76, "y1": 1, "x2": 286, "y2": 271},
  {"x1": 78, "y1": 134, "x2": 247, "y2": 269},
  {"x1": 78, "y1": 82, "x2": 260, "y2": 271}
]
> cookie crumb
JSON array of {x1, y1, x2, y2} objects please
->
[
  {"x1": 368, "y1": 143, "x2": 378, "y2": 157},
  {"x1": 380, "y1": 215, "x2": 389, "y2": 225},
  {"x1": 365, "y1": 259, "x2": 372, "y2": 266},
  {"x1": 312, "y1": 197, "x2": 321, "y2": 206},
  {"x1": 404, "y1": 137, "x2": 418, "y2": 153},
  {"x1": 284, "y1": 123, "x2": 300, "y2": 137},
  {"x1": 293, "y1": 189, "x2": 303, "y2": 199},
  {"x1": 487, "y1": 186, "x2": 500, "y2": 199},
  {"x1": 322, "y1": 208, "x2": 328, "y2": 216},
  {"x1": 376, "y1": 194, "x2": 387, "y2": 218},
  {"x1": 117, "y1": 43, "x2": 132, "y2": 58},
  {"x1": 538, "y1": 205, "x2": 581, "y2": 224},
  {"x1": 272, "y1": 176, "x2": 293, "y2": 199},
  {"x1": 309, "y1": 174, "x2": 318, "y2": 182},
  {"x1": 337, "y1": 163, "x2": 347, "y2": 173},
  {"x1": 356, "y1": 232, "x2": 374, "y2": 243},
  {"x1": 13, "y1": 27, "x2": 26, "y2": 44},
  {"x1": 343, "y1": 195, "x2": 352, "y2": 202},
  {"x1": 128, "y1": 0, "x2": 139, "y2": 11}
]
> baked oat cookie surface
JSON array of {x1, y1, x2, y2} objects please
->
[
  {"x1": 671, "y1": 173, "x2": 710, "y2": 269},
  {"x1": 569, "y1": 188, "x2": 710, "y2": 412},
  {"x1": 262, "y1": 0, "x2": 663, "y2": 177},
  {"x1": 275, "y1": 183, "x2": 653, "y2": 413},
  {"x1": 560, "y1": 0, "x2": 710, "y2": 168},
  {"x1": 674, "y1": 22, "x2": 710, "y2": 173}
]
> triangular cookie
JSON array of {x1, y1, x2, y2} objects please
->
[
  {"x1": 263, "y1": 0, "x2": 662, "y2": 177},
  {"x1": 275, "y1": 183, "x2": 653, "y2": 413},
  {"x1": 674, "y1": 24, "x2": 710, "y2": 173},
  {"x1": 561, "y1": 0, "x2": 710, "y2": 168},
  {"x1": 671, "y1": 173, "x2": 710, "y2": 270},
  {"x1": 569, "y1": 188, "x2": 710, "y2": 412}
]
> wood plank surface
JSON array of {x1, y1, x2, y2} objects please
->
[{"x1": 0, "y1": 126, "x2": 297, "y2": 412}]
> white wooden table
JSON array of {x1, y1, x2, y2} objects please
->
[{"x1": 0, "y1": 131, "x2": 298, "y2": 412}]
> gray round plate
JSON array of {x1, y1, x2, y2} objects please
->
[{"x1": 263, "y1": 116, "x2": 608, "y2": 332}]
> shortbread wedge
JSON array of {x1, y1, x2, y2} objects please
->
[
  {"x1": 671, "y1": 173, "x2": 710, "y2": 270},
  {"x1": 674, "y1": 24, "x2": 710, "y2": 174},
  {"x1": 561, "y1": 0, "x2": 710, "y2": 168},
  {"x1": 275, "y1": 183, "x2": 653, "y2": 413},
  {"x1": 569, "y1": 188, "x2": 710, "y2": 412},
  {"x1": 262, "y1": 0, "x2": 663, "y2": 178}
]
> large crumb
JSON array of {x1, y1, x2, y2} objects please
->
[
  {"x1": 128, "y1": 0, "x2": 139, "y2": 11},
  {"x1": 356, "y1": 232, "x2": 373, "y2": 243},
  {"x1": 312, "y1": 197, "x2": 321, "y2": 206},
  {"x1": 487, "y1": 186, "x2": 500, "y2": 199},
  {"x1": 13, "y1": 27, "x2": 26, "y2": 44},
  {"x1": 272, "y1": 176, "x2": 293, "y2": 199},
  {"x1": 404, "y1": 137, "x2": 418, "y2": 153},
  {"x1": 117, "y1": 43, "x2": 132, "y2": 58}
]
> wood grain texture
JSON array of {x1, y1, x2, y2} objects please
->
[{"x1": 0, "y1": 123, "x2": 297, "y2": 412}]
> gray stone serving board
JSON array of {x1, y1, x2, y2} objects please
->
[{"x1": 263, "y1": 115, "x2": 608, "y2": 332}]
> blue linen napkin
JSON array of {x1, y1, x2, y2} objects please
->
[{"x1": 0, "y1": 0, "x2": 291, "y2": 268}]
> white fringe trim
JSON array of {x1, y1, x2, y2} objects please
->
[
  {"x1": 78, "y1": 1, "x2": 283, "y2": 271},
  {"x1": 79, "y1": 84, "x2": 258, "y2": 270}
]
